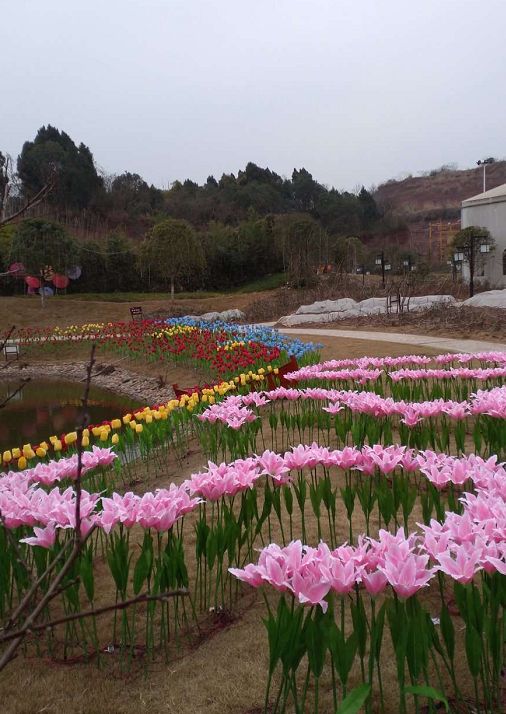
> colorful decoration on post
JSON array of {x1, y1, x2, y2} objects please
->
[{"x1": 52, "y1": 274, "x2": 70, "y2": 289}]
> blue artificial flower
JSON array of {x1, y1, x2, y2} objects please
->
[{"x1": 166, "y1": 317, "x2": 322, "y2": 358}]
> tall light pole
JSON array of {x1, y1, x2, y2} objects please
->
[
  {"x1": 375, "y1": 251, "x2": 391, "y2": 288},
  {"x1": 453, "y1": 231, "x2": 492, "y2": 298},
  {"x1": 477, "y1": 157, "x2": 495, "y2": 193}
]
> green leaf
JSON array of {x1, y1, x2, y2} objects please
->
[
  {"x1": 80, "y1": 547, "x2": 94, "y2": 602},
  {"x1": 305, "y1": 609, "x2": 327, "y2": 678},
  {"x1": 133, "y1": 550, "x2": 149, "y2": 595},
  {"x1": 335, "y1": 683, "x2": 371, "y2": 714},
  {"x1": 283, "y1": 486, "x2": 293, "y2": 515},
  {"x1": 465, "y1": 624, "x2": 482, "y2": 677},
  {"x1": 404, "y1": 686, "x2": 449, "y2": 711},
  {"x1": 440, "y1": 604, "x2": 455, "y2": 660}
]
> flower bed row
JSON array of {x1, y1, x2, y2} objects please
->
[
  {"x1": 194, "y1": 384, "x2": 506, "y2": 460},
  {"x1": 14, "y1": 319, "x2": 321, "y2": 378},
  {"x1": 1, "y1": 438, "x2": 505, "y2": 709}
]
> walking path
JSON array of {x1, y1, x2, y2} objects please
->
[{"x1": 260, "y1": 324, "x2": 506, "y2": 354}]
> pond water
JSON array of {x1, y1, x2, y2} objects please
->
[{"x1": 0, "y1": 379, "x2": 141, "y2": 449}]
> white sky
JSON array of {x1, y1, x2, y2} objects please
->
[{"x1": 3, "y1": 0, "x2": 506, "y2": 190}]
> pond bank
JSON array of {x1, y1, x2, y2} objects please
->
[{"x1": 0, "y1": 361, "x2": 174, "y2": 407}]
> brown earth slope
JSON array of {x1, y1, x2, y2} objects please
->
[{"x1": 375, "y1": 160, "x2": 506, "y2": 222}]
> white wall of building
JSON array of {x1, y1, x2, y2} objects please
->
[{"x1": 461, "y1": 197, "x2": 506, "y2": 287}]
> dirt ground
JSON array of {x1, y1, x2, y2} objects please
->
[{"x1": 0, "y1": 328, "x2": 472, "y2": 714}]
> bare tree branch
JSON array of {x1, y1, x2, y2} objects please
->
[
  {"x1": 0, "y1": 378, "x2": 30, "y2": 411},
  {"x1": 0, "y1": 181, "x2": 55, "y2": 227},
  {"x1": 0, "y1": 346, "x2": 96, "y2": 671},
  {"x1": 0, "y1": 326, "x2": 16, "y2": 354},
  {"x1": 0, "y1": 590, "x2": 189, "y2": 645},
  {"x1": 2, "y1": 539, "x2": 74, "y2": 632},
  {"x1": 74, "y1": 344, "x2": 96, "y2": 547}
]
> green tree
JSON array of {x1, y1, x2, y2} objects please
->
[
  {"x1": 105, "y1": 233, "x2": 139, "y2": 291},
  {"x1": 358, "y1": 186, "x2": 380, "y2": 226},
  {"x1": 109, "y1": 172, "x2": 163, "y2": 219},
  {"x1": 333, "y1": 235, "x2": 365, "y2": 273},
  {"x1": 291, "y1": 168, "x2": 323, "y2": 212},
  {"x1": 10, "y1": 219, "x2": 78, "y2": 303},
  {"x1": 77, "y1": 241, "x2": 108, "y2": 293},
  {"x1": 279, "y1": 214, "x2": 320, "y2": 287},
  {"x1": 17, "y1": 125, "x2": 103, "y2": 210},
  {"x1": 142, "y1": 218, "x2": 205, "y2": 299}
]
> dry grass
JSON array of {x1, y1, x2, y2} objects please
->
[
  {"x1": 243, "y1": 275, "x2": 475, "y2": 323},
  {"x1": 0, "y1": 293, "x2": 263, "y2": 331},
  {"x1": 309, "y1": 304, "x2": 506, "y2": 343}
]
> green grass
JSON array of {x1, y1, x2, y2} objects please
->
[
  {"x1": 63, "y1": 291, "x2": 222, "y2": 302},
  {"x1": 234, "y1": 272, "x2": 286, "y2": 293},
  {"x1": 57, "y1": 274, "x2": 286, "y2": 302}
]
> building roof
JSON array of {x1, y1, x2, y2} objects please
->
[{"x1": 462, "y1": 183, "x2": 506, "y2": 208}]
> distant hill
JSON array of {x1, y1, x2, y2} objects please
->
[{"x1": 374, "y1": 161, "x2": 506, "y2": 223}]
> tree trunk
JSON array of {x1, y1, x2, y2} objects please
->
[
  {"x1": 170, "y1": 276, "x2": 174, "y2": 301},
  {"x1": 39, "y1": 269, "x2": 45, "y2": 308}
]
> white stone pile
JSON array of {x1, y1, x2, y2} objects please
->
[
  {"x1": 186, "y1": 309, "x2": 246, "y2": 322},
  {"x1": 277, "y1": 289, "x2": 506, "y2": 327}
]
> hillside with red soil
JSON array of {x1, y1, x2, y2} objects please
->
[{"x1": 375, "y1": 160, "x2": 506, "y2": 222}]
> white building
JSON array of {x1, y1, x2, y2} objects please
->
[{"x1": 461, "y1": 183, "x2": 506, "y2": 287}]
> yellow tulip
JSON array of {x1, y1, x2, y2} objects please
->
[
  {"x1": 135, "y1": 424, "x2": 143, "y2": 433},
  {"x1": 18, "y1": 456, "x2": 27, "y2": 470},
  {"x1": 100, "y1": 430, "x2": 109, "y2": 442},
  {"x1": 111, "y1": 419, "x2": 122, "y2": 430},
  {"x1": 122, "y1": 414, "x2": 132, "y2": 424},
  {"x1": 82, "y1": 436, "x2": 90, "y2": 447},
  {"x1": 3, "y1": 450, "x2": 12, "y2": 463},
  {"x1": 12, "y1": 448, "x2": 21, "y2": 459},
  {"x1": 145, "y1": 414, "x2": 153, "y2": 424},
  {"x1": 111, "y1": 433, "x2": 119, "y2": 445},
  {"x1": 65, "y1": 431, "x2": 78, "y2": 445},
  {"x1": 53, "y1": 440, "x2": 62, "y2": 452},
  {"x1": 36, "y1": 447, "x2": 46, "y2": 458}
]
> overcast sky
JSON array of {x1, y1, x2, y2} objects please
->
[{"x1": 4, "y1": 0, "x2": 506, "y2": 191}]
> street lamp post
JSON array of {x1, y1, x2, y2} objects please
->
[
  {"x1": 453, "y1": 233, "x2": 491, "y2": 298},
  {"x1": 477, "y1": 157, "x2": 495, "y2": 193},
  {"x1": 375, "y1": 251, "x2": 390, "y2": 288},
  {"x1": 403, "y1": 256, "x2": 415, "y2": 274}
]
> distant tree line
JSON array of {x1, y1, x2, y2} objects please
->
[{"x1": 0, "y1": 124, "x2": 403, "y2": 296}]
